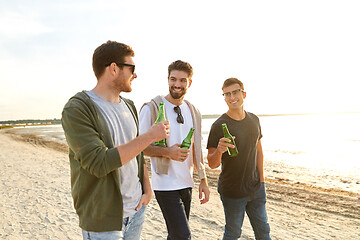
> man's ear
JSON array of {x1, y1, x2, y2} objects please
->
[
  {"x1": 188, "y1": 79, "x2": 193, "y2": 88},
  {"x1": 109, "y1": 62, "x2": 118, "y2": 76}
]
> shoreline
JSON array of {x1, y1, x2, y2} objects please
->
[
  {"x1": 3, "y1": 128, "x2": 358, "y2": 198},
  {"x1": 1, "y1": 130, "x2": 360, "y2": 239}
]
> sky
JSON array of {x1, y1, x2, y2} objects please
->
[{"x1": 0, "y1": 0, "x2": 359, "y2": 121}]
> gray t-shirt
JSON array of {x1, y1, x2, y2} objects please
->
[{"x1": 87, "y1": 91, "x2": 142, "y2": 218}]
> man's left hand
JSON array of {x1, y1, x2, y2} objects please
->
[
  {"x1": 199, "y1": 179, "x2": 210, "y2": 204},
  {"x1": 135, "y1": 191, "x2": 152, "y2": 211}
]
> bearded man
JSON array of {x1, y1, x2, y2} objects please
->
[{"x1": 139, "y1": 60, "x2": 210, "y2": 240}]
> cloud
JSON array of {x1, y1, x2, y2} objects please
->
[{"x1": 0, "y1": 11, "x2": 53, "y2": 38}]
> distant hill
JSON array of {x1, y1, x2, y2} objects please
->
[{"x1": 0, "y1": 118, "x2": 61, "y2": 128}]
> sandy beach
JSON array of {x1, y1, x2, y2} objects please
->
[{"x1": 0, "y1": 129, "x2": 359, "y2": 240}]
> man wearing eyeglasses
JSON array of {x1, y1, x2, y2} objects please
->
[
  {"x1": 207, "y1": 78, "x2": 271, "y2": 240},
  {"x1": 61, "y1": 40, "x2": 170, "y2": 240},
  {"x1": 139, "y1": 60, "x2": 210, "y2": 240}
]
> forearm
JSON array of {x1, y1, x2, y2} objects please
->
[
  {"x1": 117, "y1": 132, "x2": 157, "y2": 166},
  {"x1": 143, "y1": 144, "x2": 171, "y2": 159},
  {"x1": 257, "y1": 154, "x2": 265, "y2": 182},
  {"x1": 135, "y1": 163, "x2": 153, "y2": 210},
  {"x1": 256, "y1": 141, "x2": 265, "y2": 182},
  {"x1": 207, "y1": 148, "x2": 222, "y2": 169},
  {"x1": 142, "y1": 164, "x2": 152, "y2": 194}
]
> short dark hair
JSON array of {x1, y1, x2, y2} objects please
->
[
  {"x1": 168, "y1": 60, "x2": 193, "y2": 79},
  {"x1": 222, "y1": 78, "x2": 244, "y2": 90},
  {"x1": 92, "y1": 40, "x2": 134, "y2": 79}
]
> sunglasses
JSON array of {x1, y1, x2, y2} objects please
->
[
  {"x1": 173, "y1": 106, "x2": 184, "y2": 124},
  {"x1": 105, "y1": 62, "x2": 135, "y2": 74}
]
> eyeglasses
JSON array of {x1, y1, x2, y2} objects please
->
[
  {"x1": 105, "y1": 62, "x2": 135, "y2": 74},
  {"x1": 173, "y1": 106, "x2": 184, "y2": 124},
  {"x1": 222, "y1": 89, "x2": 244, "y2": 98}
]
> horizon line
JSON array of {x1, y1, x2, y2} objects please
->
[
  {"x1": 1, "y1": 111, "x2": 360, "y2": 123},
  {"x1": 202, "y1": 111, "x2": 360, "y2": 118}
]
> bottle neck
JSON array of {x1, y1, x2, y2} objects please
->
[
  {"x1": 156, "y1": 104, "x2": 166, "y2": 122},
  {"x1": 222, "y1": 126, "x2": 231, "y2": 136}
]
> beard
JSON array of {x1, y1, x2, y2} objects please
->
[
  {"x1": 169, "y1": 87, "x2": 187, "y2": 99},
  {"x1": 113, "y1": 76, "x2": 132, "y2": 93},
  {"x1": 122, "y1": 86, "x2": 132, "y2": 93}
]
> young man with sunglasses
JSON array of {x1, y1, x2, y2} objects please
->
[
  {"x1": 61, "y1": 40, "x2": 170, "y2": 240},
  {"x1": 139, "y1": 60, "x2": 210, "y2": 239},
  {"x1": 207, "y1": 78, "x2": 271, "y2": 240}
]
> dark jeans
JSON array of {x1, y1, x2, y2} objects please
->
[
  {"x1": 154, "y1": 188, "x2": 192, "y2": 240},
  {"x1": 221, "y1": 183, "x2": 271, "y2": 240}
]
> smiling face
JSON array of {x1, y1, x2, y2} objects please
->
[
  {"x1": 168, "y1": 70, "x2": 192, "y2": 100},
  {"x1": 222, "y1": 83, "x2": 246, "y2": 111}
]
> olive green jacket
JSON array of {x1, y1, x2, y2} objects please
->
[{"x1": 61, "y1": 91, "x2": 145, "y2": 232}]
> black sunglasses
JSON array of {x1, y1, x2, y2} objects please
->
[
  {"x1": 173, "y1": 106, "x2": 184, "y2": 124},
  {"x1": 105, "y1": 62, "x2": 135, "y2": 74}
]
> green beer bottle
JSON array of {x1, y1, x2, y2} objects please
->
[
  {"x1": 222, "y1": 123, "x2": 238, "y2": 157},
  {"x1": 155, "y1": 102, "x2": 167, "y2": 146},
  {"x1": 181, "y1": 128, "x2": 195, "y2": 149}
]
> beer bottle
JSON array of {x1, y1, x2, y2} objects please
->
[
  {"x1": 181, "y1": 128, "x2": 195, "y2": 149},
  {"x1": 155, "y1": 102, "x2": 166, "y2": 146},
  {"x1": 222, "y1": 123, "x2": 238, "y2": 157}
]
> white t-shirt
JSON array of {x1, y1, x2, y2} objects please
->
[
  {"x1": 87, "y1": 91, "x2": 142, "y2": 218},
  {"x1": 139, "y1": 97, "x2": 195, "y2": 191}
]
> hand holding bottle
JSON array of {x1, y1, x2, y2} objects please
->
[
  {"x1": 155, "y1": 102, "x2": 167, "y2": 146},
  {"x1": 167, "y1": 144, "x2": 190, "y2": 162},
  {"x1": 148, "y1": 120, "x2": 170, "y2": 143},
  {"x1": 180, "y1": 128, "x2": 194, "y2": 149},
  {"x1": 222, "y1": 123, "x2": 238, "y2": 157},
  {"x1": 216, "y1": 136, "x2": 236, "y2": 154}
]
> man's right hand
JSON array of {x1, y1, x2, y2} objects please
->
[
  {"x1": 216, "y1": 137, "x2": 235, "y2": 154},
  {"x1": 148, "y1": 120, "x2": 170, "y2": 142}
]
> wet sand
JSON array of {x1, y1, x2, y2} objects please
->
[{"x1": 0, "y1": 130, "x2": 359, "y2": 239}]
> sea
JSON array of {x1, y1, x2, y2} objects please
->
[{"x1": 9, "y1": 112, "x2": 360, "y2": 194}]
